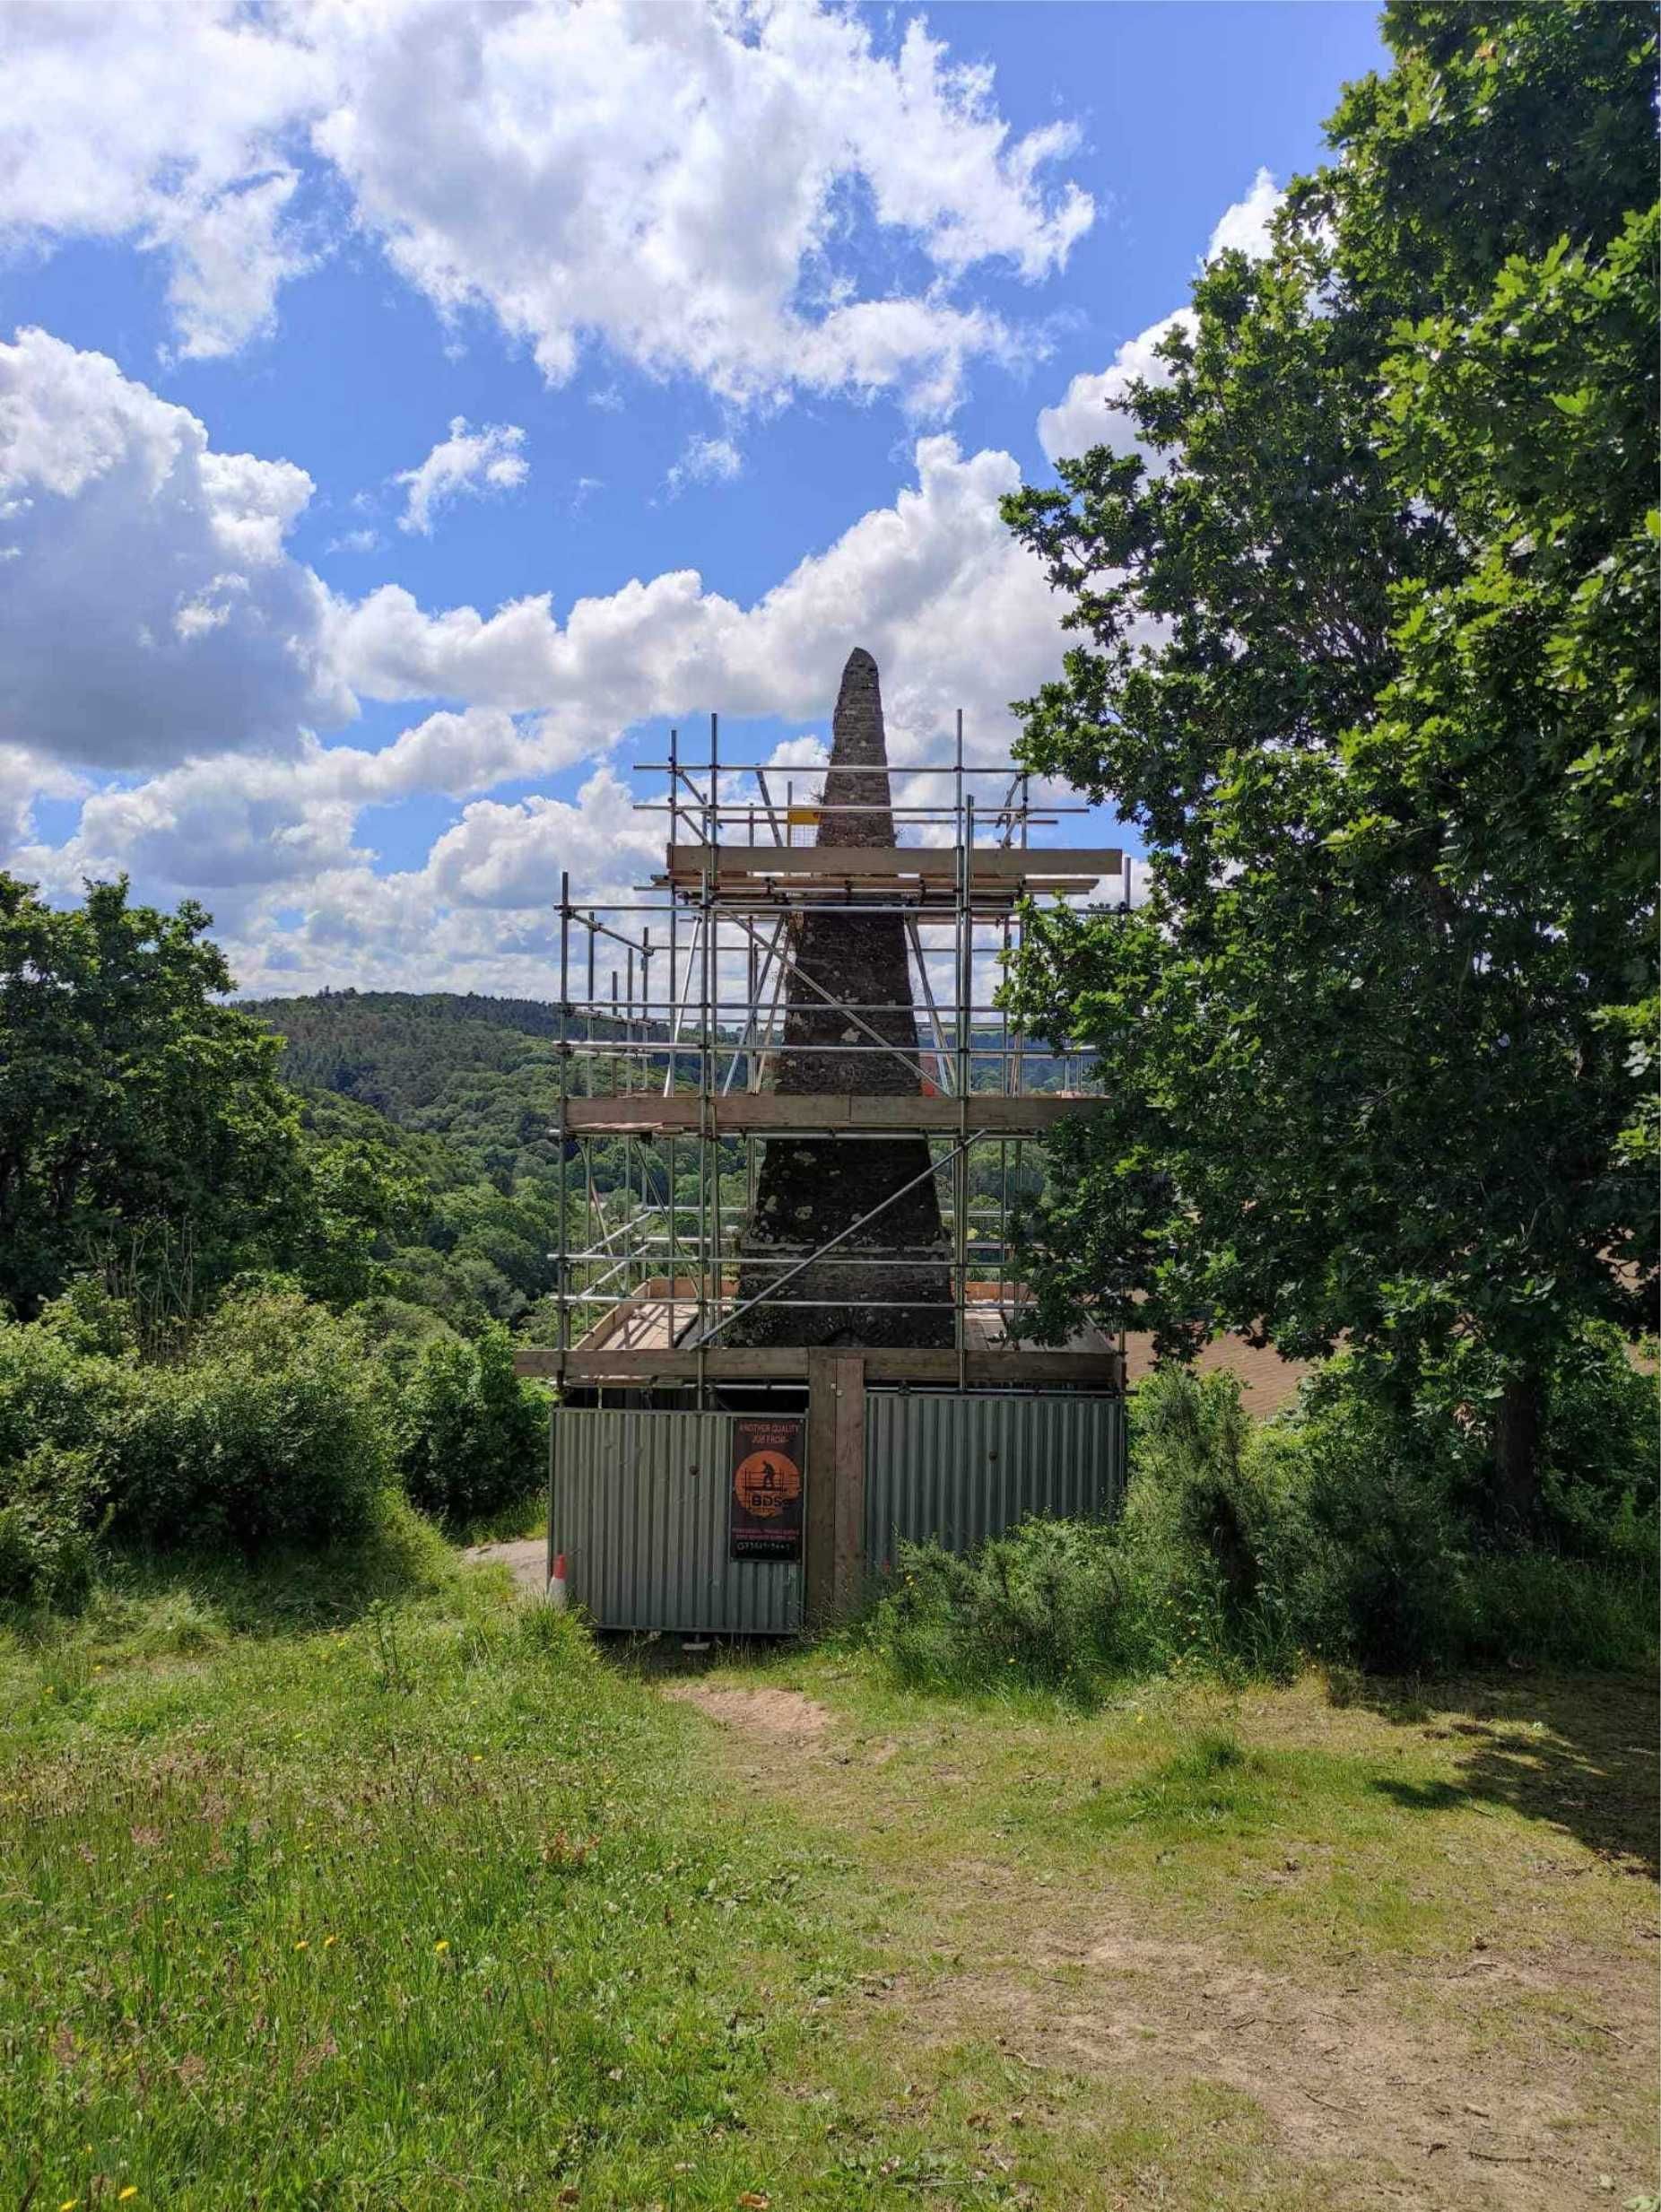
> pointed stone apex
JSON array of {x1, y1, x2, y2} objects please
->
[
  {"x1": 829, "y1": 649, "x2": 886, "y2": 768},
  {"x1": 833, "y1": 648, "x2": 881, "y2": 726},
  {"x1": 822, "y1": 646, "x2": 891, "y2": 845}
]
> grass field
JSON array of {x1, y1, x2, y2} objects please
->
[{"x1": 2, "y1": 1521, "x2": 1655, "y2": 2210}]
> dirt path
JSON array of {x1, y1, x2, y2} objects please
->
[
  {"x1": 665, "y1": 1683, "x2": 830, "y2": 1737},
  {"x1": 462, "y1": 1537, "x2": 546, "y2": 1595},
  {"x1": 666, "y1": 1672, "x2": 1659, "y2": 2212}
]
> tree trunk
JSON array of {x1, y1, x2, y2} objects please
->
[{"x1": 1493, "y1": 1368, "x2": 1543, "y2": 1531}]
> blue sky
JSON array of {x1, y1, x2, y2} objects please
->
[{"x1": 0, "y1": 1, "x2": 1385, "y2": 996}]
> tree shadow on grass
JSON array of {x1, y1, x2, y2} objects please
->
[
  {"x1": 1360, "y1": 1672, "x2": 1658, "y2": 1877},
  {"x1": 5, "y1": 1500, "x2": 456, "y2": 1655}
]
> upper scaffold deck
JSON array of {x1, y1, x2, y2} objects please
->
[
  {"x1": 658, "y1": 841, "x2": 1121, "y2": 910},
  {"x1": 560, "y1": 1093, "x2": 1094, "y2": 1136},
  {"x1": 525, "y1": 706, "x2": 1129, "y2": 1393}
]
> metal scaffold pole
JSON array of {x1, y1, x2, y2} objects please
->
[
  {"x1": 698, "y1": 858, "x2": 713, "y2": 1408},
  {"x1": 955, "y1": 792, "x2": 973, "y2": 1389},
  {"x1": 542, "y1": 690, "x2": 1124, "y2": 1399},
  {"x1": 551, "y1": 867, "x2": 570, "y2": 1589}
]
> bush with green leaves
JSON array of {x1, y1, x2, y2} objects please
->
[
  {"x1": 1117, "y1": 1366, "x2": 1315, "y2": 1673},
  {"x1": 865, "y1": 1355, "x2": 1656, "y2": 1702},
  {"x1": 1536, "y1": 1325, "x2": 1659, "y2": 1565},
  {"x1": 0, "y1": 1302, "x2": 127, "y2": 1466},
  {"x1": 0, "y1": 1288, "x2": 394, "y2": 1571},
  {"x1": 110, "y1": 1293, "x2": 395, "y2": 1552},
  {"x1": 0, "y1": 1446, "x2": 101, "y2": 1611},
  {"x1": 1284, "y1": 1370, "x2": 1475, "y2": 1676},
  {"x1": 874, "y1": 1517, "x2": 1138, "y2": 1703},
  {"x1": 393, "y1": 1321, "x2": 546, "y2": 1526}
]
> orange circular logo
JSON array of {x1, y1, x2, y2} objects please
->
[{"x1": 733, "y1": 1450, "x2": 802, "y2": 1519}]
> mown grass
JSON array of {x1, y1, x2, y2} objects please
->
[
  {"x1": 0, "y1": 1520, "x2": 870, "y2": 2210},
  {"x1": 0, "y1": 1524, "x2": 1341, "y2": 2212},
  {"x1": 4, "y1": 1520, "x2": 1655, "y2": 2209},
  {"x1": 737, "y1": 1640, "x2": 1659, "y2": 1979}
]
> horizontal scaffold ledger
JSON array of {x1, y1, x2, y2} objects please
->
[{"x1": 727, "y1": 648, "x2": 952, "y2": 1351}]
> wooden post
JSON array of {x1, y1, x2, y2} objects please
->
[
  {"x1": 805, "y1": 1349, "x2": 866, "y2": 1627},
  {"x1": 830, "y1": 1353, "x2": 866, "y2": 1623},
  {"x1": 804, "y1": 1350, "x2": 837, "y2": 1626}
]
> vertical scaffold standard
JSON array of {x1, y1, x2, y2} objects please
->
[
  {"x1": 727, "y1": 648, "x2": 951, "y2": 1348},
  {"x1": 536, "y1": 648, "x2": 1126, "y2": 1389}
]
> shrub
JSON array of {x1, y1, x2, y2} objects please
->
[
  {"x1": 1119, "y1": 1366, "x2": 1311, "y2": 1673},
  {"x1": 0, "y1": 1289, "x2": 395, "y2": 1568},
  {"x1": 395, "y1": 1321, "x2": 546, "y2": 1525},
  {"x1": 1464, "y1": 1549, "x2": 1655, "y2": 1673},
  {"x1": 0, "y1": 1311, "x2": 126, "y2": 1465},
  {"x1": 0, "y1": 1446, "x2": 101, "y2": 1610},
  {"x1": 873, "y1": 1517, "x2": 1137, "y2": 1702},
  {"x1": 34, "y1": 1279, "x2": 140, "y2": 1359},
  {"x1": 865, "y1": 1354, "x2": 1658, "y2": 1701},
  {"x1": 353, "y1": 1295, "x2": 458, "y2": 1385},
  {"x1": 110, "y1": 1292, "x2": 395, "y2": 1552},
  {"x1": 1538, "y1": 1326, "x2": 1658, "y2": 1565},
  {"x1": 1283, "y1": 1368, "x2": 1474, "y2": 1675}
]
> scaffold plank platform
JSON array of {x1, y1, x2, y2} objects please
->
[
  {"x1": 516, "y1": 1345, "x2": 1122, "y2": 1388},
  {"x1": 524, "y1": 698, "x2": 1129, "y2": 1401},
  {"x1": 561, "y1": 1093, "x2": 1094, "y2": 1136},
  {"x1": 662, "y1": 843, "x2": 1120, "y2": 893}
]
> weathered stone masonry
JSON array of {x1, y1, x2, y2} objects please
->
[{"x1": 726, "y1": 648, "x2": 952, "y2": 1349}]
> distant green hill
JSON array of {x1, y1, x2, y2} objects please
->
[
  {"x1": 251, "y1": 989, "x2": 560, "y2": 1120},
  {"x1": 246, "y1": 992, "x2": 574, "y2": 1335},
  {"x1": 245, "y1": 988, "x2": 1068, "y2": 1337}
]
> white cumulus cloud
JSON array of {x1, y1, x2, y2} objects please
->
[
  {"x1": 0, "y1": 5, "x2": 326, "y2": 360},
  {"x1": 328, "y1": 432, "x2": 1063, "y2": 771},
  {"x1": 395, "y1": 416, "x2": 529, "y2": 536},
  {"x1": 2, "y1": 311, "x2": 1161, "y2": 995},
  {"x1": 0, "y1": 327, "x2": 350, "y2": 769},
  {"x1": 1037, "y1": 309, "x2": 1195, "y2": 468},
  {"x1": 1038, "y1": 170, "x2": 1283, "y2": 466},
  {"x1": 0, "y1": 0, "x2": 1091, "y2": 413},
  {"x1": 666, "y1": 433, "x2": 744, "y2": 496},
  {"x1": 1204, "y1": 165, "x2": 1282, "y2": 262}
]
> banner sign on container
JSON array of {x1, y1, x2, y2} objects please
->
[{"x1": 728, "y1": 1415, "x2": 804, "y2": 1562}]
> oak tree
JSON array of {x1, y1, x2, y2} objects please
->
[{"x1": 1002, "y1": 2, "x2": 1657, "y2": 1518}]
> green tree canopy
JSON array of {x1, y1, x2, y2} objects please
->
[
  {"x1": 1001, "y1": 1, "x2": 1657, "y2": 1517},
  {"x1": 0, "y1": 875, "x2": 304, "y2": 1319}
]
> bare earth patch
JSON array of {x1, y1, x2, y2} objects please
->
[
  {"x1": 897, "y1": 1908, "x2": 1653, "y2": 2210},
  {"x1": 670, "y1": 1671, "x2": 1658, "y2": 2210},
  {"x1": 667, "y1": 1681, "x2": 836, "y2": 1734},
  {"x1": 461, "y1": 1537, "x2": 546, "y2": 1596},
  {"x1": 665, "y1": 1683, "x2": 830, "y2": 1739}
]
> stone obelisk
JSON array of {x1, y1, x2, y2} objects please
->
[{"x1": 727, "y1": 649, "x2": 952, "y2": 1349}]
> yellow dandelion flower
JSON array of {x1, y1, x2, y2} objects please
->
[
  {"x1": 434, "y1": 1939, "x2": 450, "y2": 1954},
  {"x1": 59, "y1": 2199, "x2": 78, "y2": 2210},
  {"x1": 324, "y1": 1935, "x2": 337, "y2": 1949},
  {"x1": 294, "y1": 1940, "x2": 309, "y2": 1952}
]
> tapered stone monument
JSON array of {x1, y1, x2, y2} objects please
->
[{"x1": 727, "y1": 648, "x2": 952, "y2": 1348}]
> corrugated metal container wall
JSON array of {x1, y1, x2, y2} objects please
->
[
  {"x1": 864, "y1": 1392, "x2": 1125, "y2": 1569},
  {"x1": 554, "y1": 1410, "x2": 802, "y2": 1634}
]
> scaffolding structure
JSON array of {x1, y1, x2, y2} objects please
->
[{"x1": 525, "y1": 716, "x2": 1126, "y2": 1398}]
